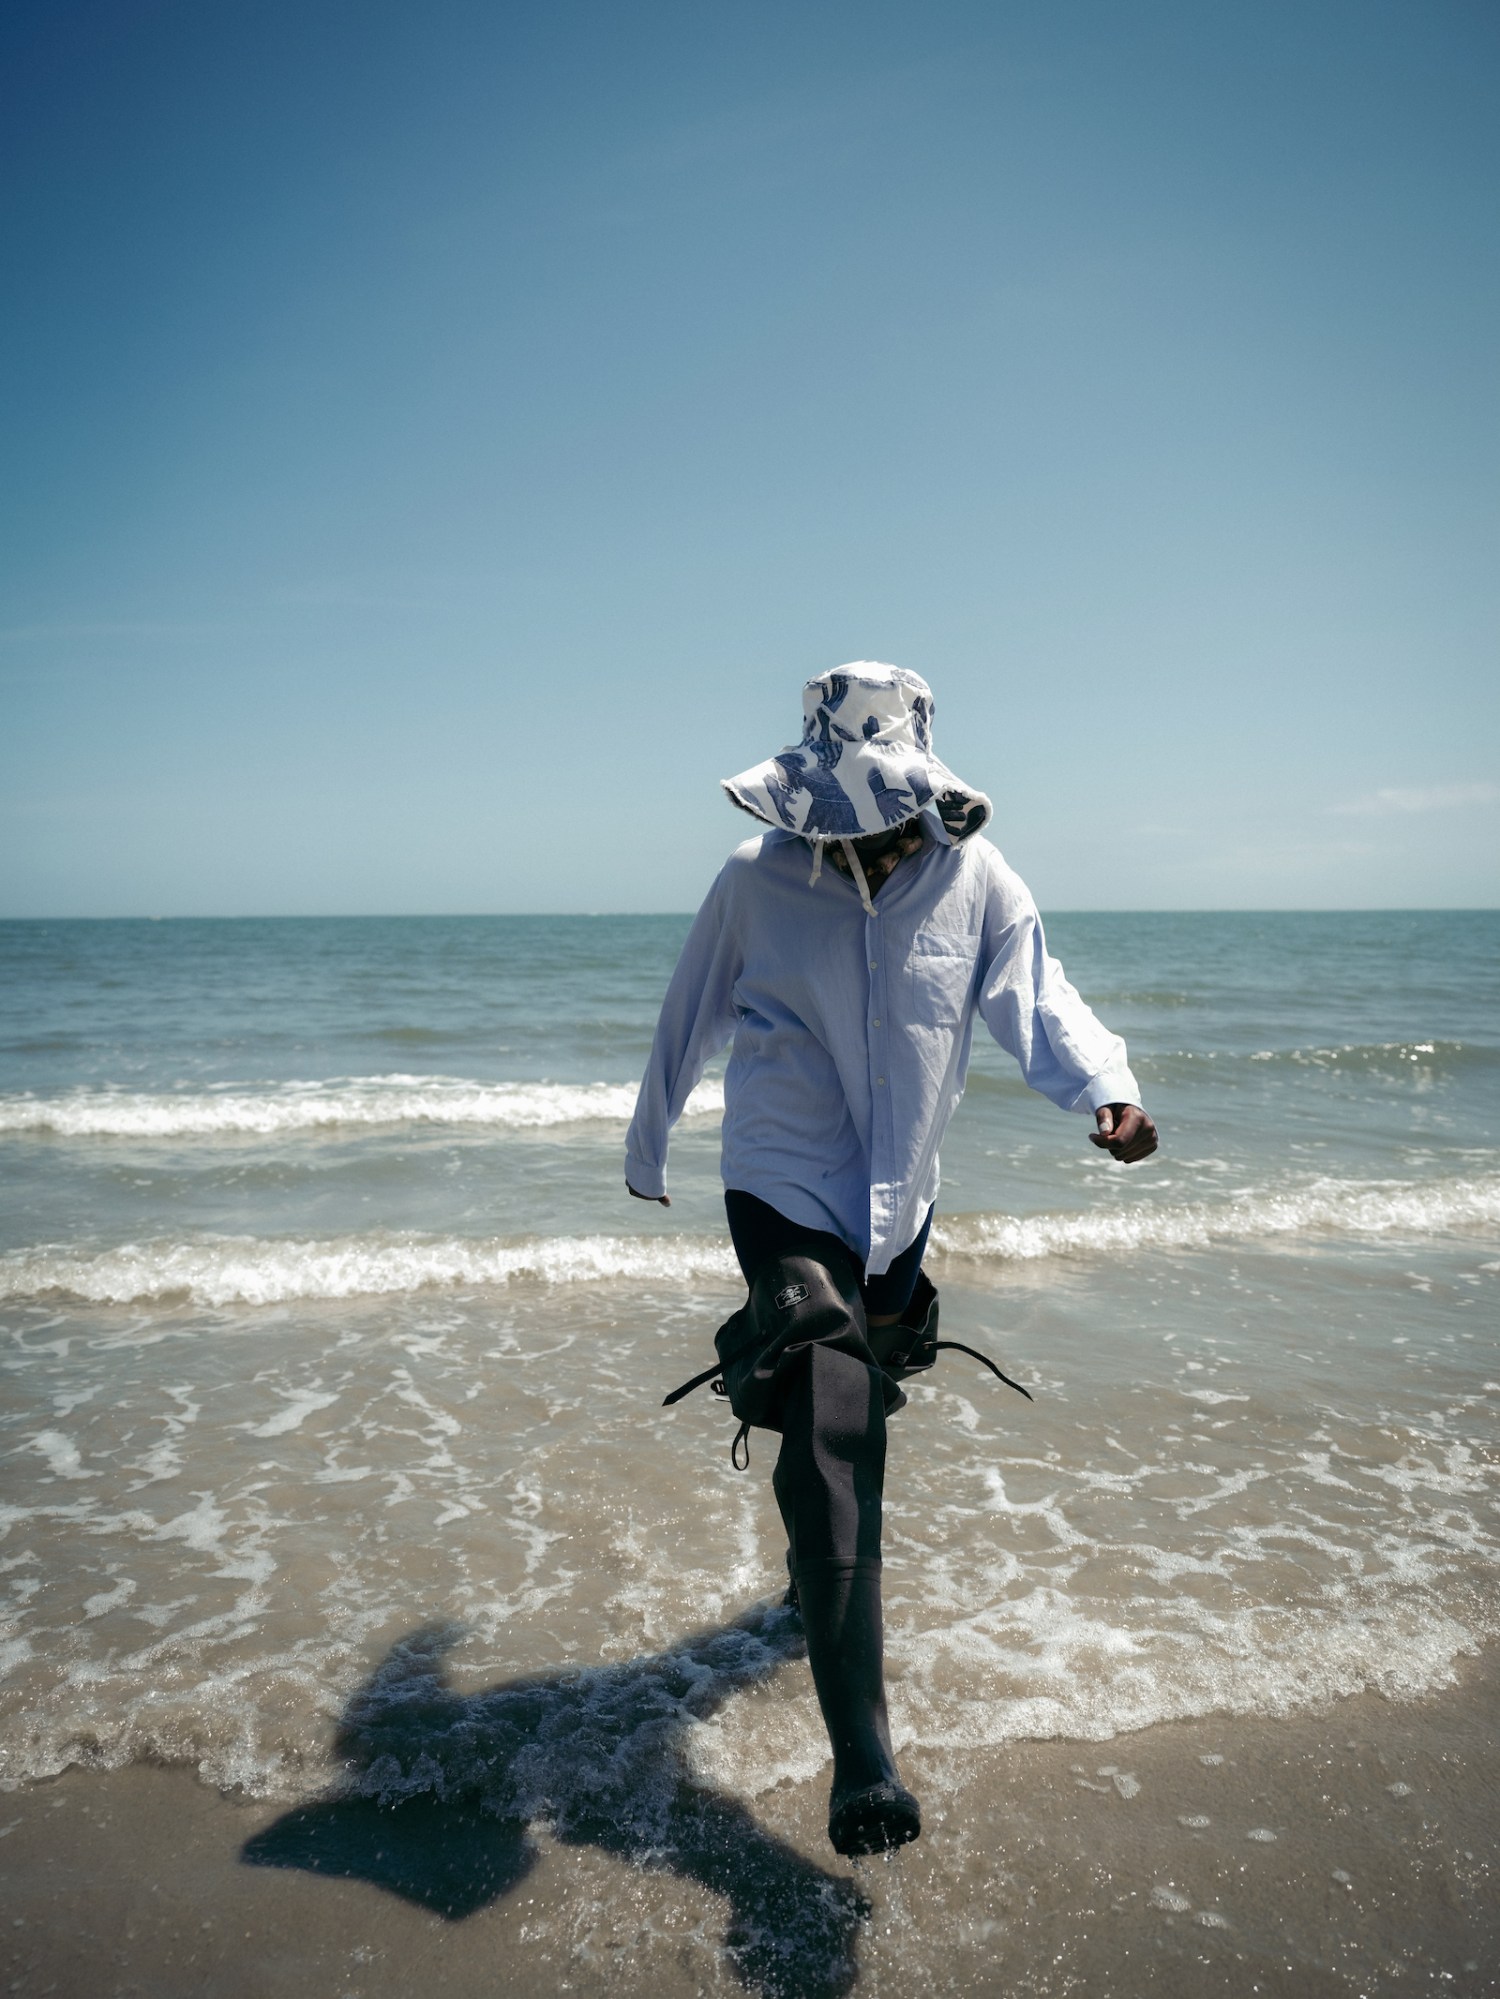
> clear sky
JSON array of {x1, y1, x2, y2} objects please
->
[{"x1": 2, "y1": 0, "x2": 1496, "y2": 916}]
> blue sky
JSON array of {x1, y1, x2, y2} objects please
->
[{"x1": 2, "y1": 0, "x2": 1496, "y2": 915}]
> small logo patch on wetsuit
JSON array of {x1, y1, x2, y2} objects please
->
[{"x1": 774, "y1": 1283, "x2": 809, "y2": 1310}]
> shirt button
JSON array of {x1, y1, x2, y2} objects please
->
[
  {"x1": 872, "y1": 1017, "x2": 881, "y2": 1027},
  {"x1": 876, "y1": 1076, "x2": 886, "y2": 1086},
  {"x1": 869, "y1": 960, "x2": 878, "y2": 970}
]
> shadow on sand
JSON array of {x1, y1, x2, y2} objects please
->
[{"x1": 242, "y1": 1601, "x2": 870, "y2": 1998}]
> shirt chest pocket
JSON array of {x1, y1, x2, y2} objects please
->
[{"x1": 904, "y1": 931, "x2": 976, "y2": 1030}]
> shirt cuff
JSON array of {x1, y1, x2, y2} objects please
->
[
  {"x1": 625, "y1": 1153, "x2": 667, "y2": 1199},
  {"x1": 1077, "y1": 1067, "x2": 1143, "y2": 1114}
]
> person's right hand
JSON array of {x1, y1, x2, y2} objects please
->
[{"x1": 626, "y1": 1180, "x2": 670, "y2": 1207}]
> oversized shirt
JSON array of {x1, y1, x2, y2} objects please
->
[{"x1": 624, "y1": 813, "x2": 1141, "y2": 1275}]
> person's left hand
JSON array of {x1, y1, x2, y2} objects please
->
[{"x1": 1089, "y1": 1103, "x2": 1158, "y2": 1163}]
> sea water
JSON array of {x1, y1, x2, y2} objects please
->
[{"x1": 1, "y1": 909, "x2": 1496, "y2": 1823}]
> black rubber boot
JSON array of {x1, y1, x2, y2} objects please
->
[
  {"x1": 771, "y1": 1340, "x2": 920, "y2": 1856},
  {"x1": 794, "y1": 1555, "x2": 921, "y2": 1856}
]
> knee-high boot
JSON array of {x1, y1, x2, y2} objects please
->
[
  {"x1": 795, "y1": 1554, "x2": 919, "y2": 1854},
  {"x1": 773, "y1": 1343, "x2": 921, "y2": 1856}
]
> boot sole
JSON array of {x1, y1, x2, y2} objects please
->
[{"x1": 828, "y1": 1781, "x2": 921, "y2": 1857}]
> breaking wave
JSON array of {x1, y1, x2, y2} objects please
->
[
  {"x1": 4, "y1": 1171, "x2": 1496, "y2": 1306},
  {"x1": 0, "y1": 1076, "x2": 723, "y2": 1139},
  {"x1": 0, "y1": 1232, "x2": 740, "y2": 1307},
  {"x1": 936, "y1": 1170, "x2": 1500, "y2": 1262}
]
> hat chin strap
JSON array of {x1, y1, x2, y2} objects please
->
[
  {"x1": 805, "y1": 836, "x2": 877, "y2": 916},
  {"x1": 839, "y1": 839, "x2": 878, "y2": 917}
]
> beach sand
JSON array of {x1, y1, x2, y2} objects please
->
[{"x1": 3, "y1": 1643, "x2": 1495, "y2": 1998}]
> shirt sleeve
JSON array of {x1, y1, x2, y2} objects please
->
[
  {"x1": 624, "y1": 866, "x2": 743, "y2": 1198},
  {"x1": 974, "y1": 847, "x2": 1142, "y2": 1114}
]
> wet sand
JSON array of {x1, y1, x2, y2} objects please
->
[{"x1": 3, "y1": 1640, "x2": 1495, "y2": 1998}]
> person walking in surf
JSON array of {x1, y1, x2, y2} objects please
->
[{"x1": 625, "y1": 663, "x2": 1157, "y2": 1858}]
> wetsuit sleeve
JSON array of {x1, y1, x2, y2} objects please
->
[
  {"x1": 973, "y1": 846, "x2": 1141, "y2": 1114},
  {"x1": 624, "y1": 868, "x2": 743, "y2": 1198}
]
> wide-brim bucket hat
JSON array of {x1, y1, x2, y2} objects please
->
[{"x1": 722, "y1": 662, "x2": 992, "y2": 846}]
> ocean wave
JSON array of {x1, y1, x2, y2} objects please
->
[
  {"x1": 960, "y1": 1037, "x2": 1496, "y2": 1102},
  {"x1": 4, "y1": 1170, "x2": 1496, "y2": 1306},
  {"x1": 935, "y1": 1171, "x2": 1500, "y2": 1263},
  {"x1": 0, "y1": 1231, "x2": 742, "y2": 1306},
  {"x1": 4, "y1": 1042, "x2": 1488, "y2": 1144},
  {"x1": 1250, "y1": 1037, "x2": 1490, "y2": 1071},
  {"x1": 1157, "y1": 1037, "x2": 1494, "y2": 1075},
  {"x1": 0, "y1": 1075, "x2": 723, "y2": 1140}
]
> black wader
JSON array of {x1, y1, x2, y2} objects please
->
[{"x1": 664, "y1": 1237, "x2": 1028, "y2": 1857}]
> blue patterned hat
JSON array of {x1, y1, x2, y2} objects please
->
[{"x1": 722, "y1": 663, "x2": 992, "y2": 847}]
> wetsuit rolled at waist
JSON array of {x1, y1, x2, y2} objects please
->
[{"x1": 723, "y1": 1189, "x2": 934, "y2": 1323}]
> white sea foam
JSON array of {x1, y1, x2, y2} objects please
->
[
  {"x1": 0, "y1": 1232, "x2": 741, "y2": 1306},
  {"x1": 935, "y1": 1171, "x2": 1500, "y2": 1264},
  {"x1": 693, "y1": 1554, "x2": 1500, "y2": 1796},
  {"x1": 27, "y1": 1431, "x2": 94, "y2": 1480},
  {"x1": 6, "y1": 1569, "x2": 1494, "y2": 1802},
  {"x1": 3, "y1": 1294, "x2": 1496, "y2": 1801},
  {"x1": 0, "y1": 1075, "x2": 724, "y2": 1139},
  {"x1": 246, "y1": 1389, "x2": 341, "y2": 1438},
  {"x1": 4, "y1": 1169, "x2": 1496, "y2": 1306}
]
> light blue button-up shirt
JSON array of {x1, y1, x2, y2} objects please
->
[{"x1": 625, "y1": 813, "x2": 1141, "y2": 1274}]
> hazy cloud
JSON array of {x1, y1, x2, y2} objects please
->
[{"x1": 1329, "y1": 782, "x2": 1499, "y2": 818}]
